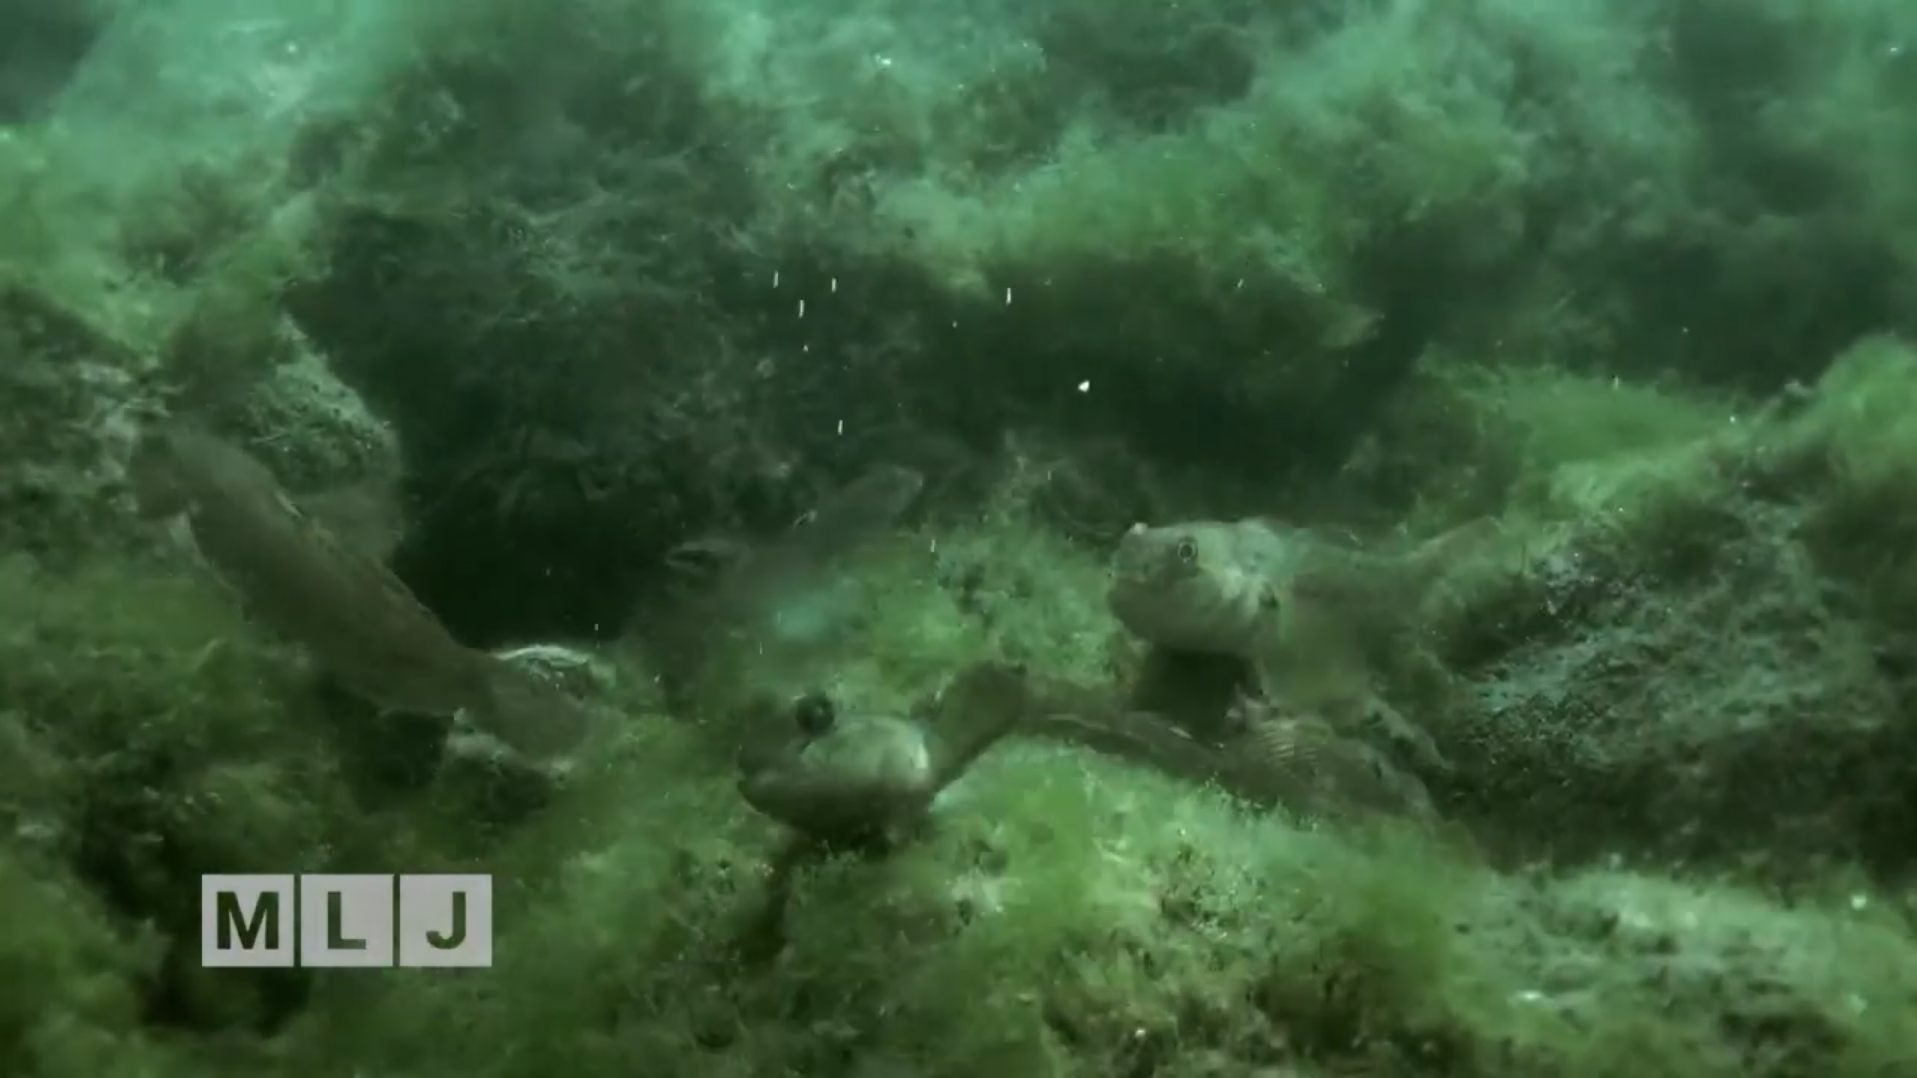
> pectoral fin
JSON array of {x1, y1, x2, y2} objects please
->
[
  {"x1": 925, "y1": 661, "x2": 1037, "y2": 792},
  {"x1": 1249, "y1": 596, "x2": 1371, "y2": 706}
]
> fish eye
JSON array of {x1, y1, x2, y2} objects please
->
[
  {"x1": 1174, "y1": 538, "x2": 1198, "y2": 564},
  {"x1": 793, "y1": 692, "x2": 836, "y2": 735}
]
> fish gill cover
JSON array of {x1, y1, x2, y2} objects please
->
[{"x1": 2, "y1": 0, "x2": 1917, "y2": 1075}]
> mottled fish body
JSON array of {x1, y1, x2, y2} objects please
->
[{"x1": 130, "y1": 425, "x2": 587, "y2": 759}]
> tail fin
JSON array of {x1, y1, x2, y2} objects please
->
[{"x1": 926, "y1": 661, "x2": 1037, "y2": 791}]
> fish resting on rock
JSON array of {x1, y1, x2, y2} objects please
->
[
  {"x1": 128, "y1": 423, "x2": 591, "y2": 761},
  {"x1": 1106, "y1": 516, "x2": 1488, "y2": 776},
  {"x1": 736, "y1": 660, "x2": 1035, "y2": 847}
]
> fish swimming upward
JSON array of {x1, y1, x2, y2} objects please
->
[
  {"x1": 653, "y1": 463, "x2": 925, "y2": 702},
  {"x1": 128, "y1": 424, "x2": 590, "y2": 760},
  {"x1": 677, "y1": 463, "x2": 926, "y2": 625},
  {"x1": 1107, "y1": 516, "x2": 1485, "y2": 776}
]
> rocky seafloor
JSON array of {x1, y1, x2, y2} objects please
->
[{"x1": 5, "y1": 0, "x2": 1917, "y2": 1075}]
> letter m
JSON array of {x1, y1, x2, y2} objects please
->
[{"x1": 217, "y1": 889, "x2": 279, "y2": 950}]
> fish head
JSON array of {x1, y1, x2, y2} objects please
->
[
  {"x1": 1107, "y1": 521, "x2": 1279, "y2": 655},
  {"x1": 471, "y1": 654, "x2": 597, "y2": 760},
  {"x1": 736, "y1": 660, "x2": 1029, "y2": 843}
]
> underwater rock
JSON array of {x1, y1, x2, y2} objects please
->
[
  {"x1": 1107, "y1": 514, "x2": 1467, "y2": 775},
  {"x1": 214, "y1": 348, "x2": 401, "y2": 496},
  {"x1": 492, "y1": 643, "x2": 617, "y2": 702},
  {"x1": 1433, "y1": 417, "x2": 1917, "y2": 880}
]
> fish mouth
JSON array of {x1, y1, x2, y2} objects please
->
[
  {"x1": 1108, "y1": 566, "x2": 1190, "y2": 608},
  {"x1": 1106, "y1": 555, "x2": 1171, "y2": 590},
  {"x1": 1105, "y1": 581, "x2": 1170, "y2": 635}
]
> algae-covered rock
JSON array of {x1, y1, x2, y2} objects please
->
[
  {"x1": 213, "y1": 347, "x2": 401, "y2": 496},
  {"x1": 5, "y1": 0, "x2": 1917, "y2": 1075},
  {"x1": 1410, "y1": 339, "x2": 1917, "y2": 881},
  {"x1": 0, "y1": 264, "x2": 396, "y2": 561},
  {"x1": 253, "y1": 734, "x2": 1917, "y2": 1078},
  {"x1": 2, "y1": 385, "x2": 1916, "y2": 1076},
  {"x1": 0, "y1": 849, "x2": 170, "y2": 1076}
]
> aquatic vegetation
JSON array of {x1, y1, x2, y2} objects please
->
[{"x1": 2, "y1": 0, "x2": 1917, "y2": 1074}]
